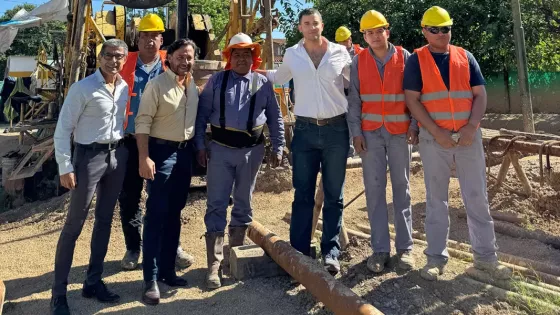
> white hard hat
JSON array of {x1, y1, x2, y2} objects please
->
[{"x1": 227, "y1": 33, "x2": 254, "y2": 48}]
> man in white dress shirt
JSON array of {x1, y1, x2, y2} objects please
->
[
  {"x1": 261, "y1": 8, "x2": 352, "y2": 275},
  {"x1": 51, "y1": 39, "x2": 129, "y2": 315}
]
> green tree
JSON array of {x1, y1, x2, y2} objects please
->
[
  {"x1": 278, "y1": 0, "x2": 560, "y2": 74},
  {"x1": 0, "y1": 4, "x2": 67, "y2": 76}
]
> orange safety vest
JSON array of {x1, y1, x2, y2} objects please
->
[
  {"x1": 416, "y1": 45, "x2": 473, "y2": 131},
  {"x1": 121, "y1": 50, "x2": 168, "y2": 130},
  {"x1": 353, "y1": 44, "x2": 365, "y2": 55},
  {"x1": 358, "y1": 46, "x2": 409, "y2": 134}
]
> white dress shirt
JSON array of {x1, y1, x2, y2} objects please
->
[
  {"x1": 54, "y1": 69, "x2": 128, "y2": 175},
  {"x1": 266, "y1": 38, "x2": 352, "y2": 119}
]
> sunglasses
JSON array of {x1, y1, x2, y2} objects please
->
[{"x1": 425, "y1": 26, "x2": 452, "y2": 34}]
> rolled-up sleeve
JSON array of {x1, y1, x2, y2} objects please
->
[
  {"x1": 195, "y1": 73, "x2": 217, "y2": 151},
  {"x1": 134, "y1": 81, "x2": 159, "y2": 135},
  {"x1": 266, "y1": 50, "x2": 293, "y2": 85},
  {"x1": 53, "y1": 84, "x2": 85, "y2": 175},
  {"x1": 347, "y1": 56, "x2": 363, "y2": 138},
  {"x1": 263, "y1": 81, "x2": 285, "y2": 155}
]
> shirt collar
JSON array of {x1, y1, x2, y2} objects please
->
[
  {"x1": 368, "y1": 42, "x2": 396, "y2": 65},
  {"x1": 230, "y1": 70, "x2": 252, "y2": 81},
  {"x1": 94, "y1": 68, "x2": 123, "y2": 86},
  {"x1": 165, "y1": 69, "x2": 192, "y2": 88},
  {"x1": 137, "y1": 54, "x2": 161, "y2": 67}
]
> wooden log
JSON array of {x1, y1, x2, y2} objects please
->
[
  {"x1": 486, "y1": 137, "x2": 560, "y2": 157},
  {"x1": 463, "y1": 277, "x2": 560, "y2": 315},
  {"x1": 357, "y1": 223, "x2": 560, "y2": 282},
  {"x1": 500, "y1": 128, "x2": 560, "y2": 142},
  {"x1": 495, "y1": 154, "x2": 512, "y2": 186},
  {"x1": 494, "y1": 221, "x2": 560, "y2": 249},
  {"x1": 509, "y1": 152, "x2": 532, "y2": 196},
  {"x1": 466, "y1": 267, "x2": 560, "y2": 303}
]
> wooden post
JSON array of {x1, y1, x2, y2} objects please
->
[
  {"x1": 263, "y1": 0, "x2": 274, "y2": 69},
  {"x1": 311, "y1": 179, "x2": 324, "y2": 241},
  {"x1": 509, "y1": 152, "x2": 532, "y2": 196},
  {"x1": 496, "y1": 155, "x2": 512, "y2": 186},
  {"x1": 68, "y1": 0, "x2": 88, "y2": 88}
]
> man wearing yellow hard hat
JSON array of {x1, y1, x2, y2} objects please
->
[
  {"x1": 335, "y1": 26, "x2": 364, "y2": 59},
  {"x1": 403, "y1": 6, "x2": 512, "y2": 281},
  {"x1": 195, "y1": 33, "x2": 285, "y2": 289},
  {"x1": 347, "y1": 10, "x2": 417, "y2": 275},
  {"x1": 118, "y1": 13, "x2": 195, "y2": 272}
]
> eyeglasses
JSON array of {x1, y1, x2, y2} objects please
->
[
  {"x1": 424, "y1": 26, "x2": 452, "y2": 34},
  {"x1": 102, "y1": 53, "x2": 126, "y2": 61}
]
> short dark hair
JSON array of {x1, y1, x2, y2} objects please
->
[
  {"x1": 165, "y1": 38, "x2": 197, "y2": 67},
  {"x1": 298, "y1": 8, "x2": 322, "y2": 24}
]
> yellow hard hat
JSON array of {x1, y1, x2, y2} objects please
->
[
  {"x1": 421, "y1": 6, "x2": 453, "y2": 27},
  {"x1": 138, "y1": 13, "x2": 165, "y2": 32},
  {"x1": 360, "y1": 10, "x2": 389, "y2": 33},
  {"x1": 335, "y1": 26, "x2": 352, "y2": 42}
]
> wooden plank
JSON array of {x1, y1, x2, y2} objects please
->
[{"x1": 500, "y1": 128, "x2": 560, "y2": 141}]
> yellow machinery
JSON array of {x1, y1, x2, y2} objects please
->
[{"x1": 3, "y1": 0, "x2": 288, "y2": 200}]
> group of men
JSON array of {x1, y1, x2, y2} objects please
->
[
  {"x1": 49, "y1": 5, "x2": 511, "y2": 315},
  {"x1": 51, "y1": 13, "x2": 284, "y2": 315}
]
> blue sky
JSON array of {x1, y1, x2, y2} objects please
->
[{"x1": 0, "y1": 0, "x2": 313, "y2": 39}]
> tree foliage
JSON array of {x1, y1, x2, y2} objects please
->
[
  {"x1": 0, "y1": 4, "x2": 67, "y2": 76},
  {"x1": 278, "y1": 0, "x2": 560, "y2": 74}
]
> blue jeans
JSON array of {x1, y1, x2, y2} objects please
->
[
  {"x1": 142, "y1": 138, "x2": 193, "y2": 282},
  {"x1": 290, "y1": 117, "x2": 349, "y2": 258}
]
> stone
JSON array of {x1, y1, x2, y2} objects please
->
[{"x1": 230, "y1": 245, "x2": 287, "y2": 280}]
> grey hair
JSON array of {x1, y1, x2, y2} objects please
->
[{"x1": 100, "y1": 39, "x2": 129, "y2": 56}]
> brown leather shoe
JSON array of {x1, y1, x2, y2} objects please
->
[{"x1": 142, "y1": 281, "x2": 160, "y2": 305}]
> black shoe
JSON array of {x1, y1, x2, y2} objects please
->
[
  {"x1": 158, "y1": 274, "x2": 188, "y2": 287},
  {"x1": 50, "y1": 296, "x2": 70, "y2": 315},
  {"x1": 82, "y1": 280, "x2": 120, "y2": 303},
  {"x1": 142, "y1": 280, "x2": 160, "y2": 305}
]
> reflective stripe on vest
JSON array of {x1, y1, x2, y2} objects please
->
[
  {"x1": 416, "y1": 44, "x2": 473, "y2": 131},
  {"x1": 121, "y1": 51, "x2": 168, "y2": 130},
  {"x1": 358, "y1": 46, "x2": 409, "y2": 135}
]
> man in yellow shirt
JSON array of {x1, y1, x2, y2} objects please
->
[{"x1": 135, "y1": 39, "x2": 199, "y2": 305}]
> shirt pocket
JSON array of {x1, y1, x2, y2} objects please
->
[{"x1": 158, "y1": 89, "x2": 182, "y2": 117}]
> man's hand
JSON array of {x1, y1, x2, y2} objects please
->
[
  {"x1": 270, "y1": 153, "x2": 283, "y2": 168},
  {"x1": 433, "y1": 128, "x2": 457, "y2": 149},
  {"x1": 139, "y1": 156, "x2": 156, "y2": 180},
  {"x1": 457, "y1": 123, "x2": 477, "y2": 147},
  {"x1": 60, "y1": 172, "x2": 76, "y2": 190},
  {"x1": 407, "y1": 129, "x2": 419, "y2": 145},
  {"x1": 197, "y1": 149, "x2": 209, "y2": 167},
  {"x1": 353, "y1": 135, "x2": 367, "y2": 154}
]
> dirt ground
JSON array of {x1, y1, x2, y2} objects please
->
[{"x1": 1, "y1": 115, "x2": 560, "y2": 315}]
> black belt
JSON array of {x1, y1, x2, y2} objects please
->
[
  {"x1": 151, "y1": 137, "x2": 190, "y2": 149},
  {"x1": 296, "y1": 114, "x2": 346, "y2": 126},
  {"x1": 76, "y1": 139, "x2": 123, "y2": 151}
]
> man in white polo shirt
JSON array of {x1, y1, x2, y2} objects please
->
[{"x1": 261, "y1": 8, "x2": 352, "y2": 275}]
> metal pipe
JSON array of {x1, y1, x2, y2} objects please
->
[
  {"x1": 176, "y1": 0, "x2": 189, "y2": 40},
  {"x1": 247, "y1": 220, "x2": 382, "y2": 315}
]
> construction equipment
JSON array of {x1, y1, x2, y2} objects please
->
[{"x1": 1, "y1": 0, "x2": 282, "y2": 204}]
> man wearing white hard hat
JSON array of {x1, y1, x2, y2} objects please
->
[{"x1": 195, "y1": 33, "x2": 285, "y2": 289}]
